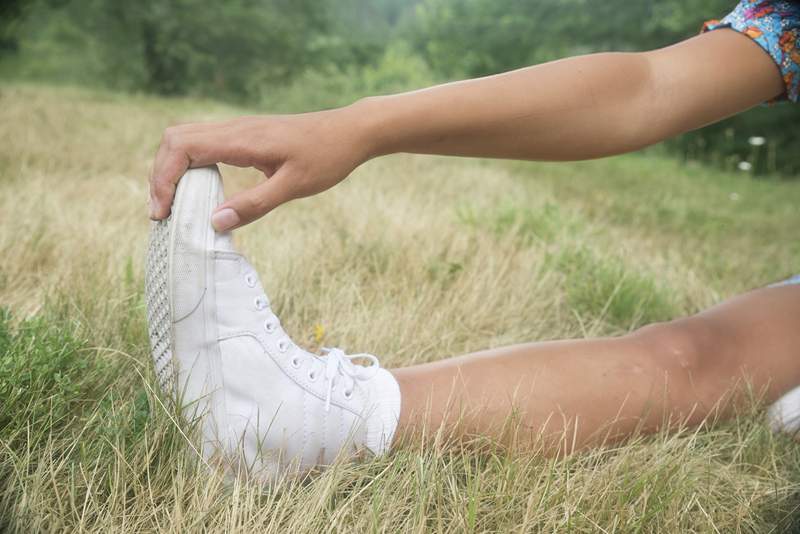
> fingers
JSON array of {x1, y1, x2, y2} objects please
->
[
  {"x1": 150, "y1": 116, "x2": 307, "y2": 230},
  {"x1": 149, "y1": 123, "x2": 229, "y2": 219},
  {"x1": 211, "y1": 170, "x2": 293, "y2": 232},
  {"x1": 149, "y1": 127, "x2": 193, "y2": 219}
]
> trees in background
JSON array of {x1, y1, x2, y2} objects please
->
[
  {"x1": 0, "y1": 0, "x2": 39, "y2": 55},
  {"x1": 7, "y1": 0, "x2": 330, "y2": 97},
  {"x1": 409, "y1": 0, "x2": 736, "y2": 77}
]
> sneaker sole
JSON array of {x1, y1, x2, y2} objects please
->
[
  {"x1": 145, "y1": 166, "x2": 229, "y2": 453},
  {"x1": 145, "y1": 218, "x2": 175, "y2": 393}
]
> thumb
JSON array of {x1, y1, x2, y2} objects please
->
[{"x1": 211, "y1": 170, "x2": 292, "y2": 231}]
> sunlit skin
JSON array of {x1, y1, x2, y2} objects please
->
[{"x1": 149, "y1": 29, "x2": 797, "y2": 453}]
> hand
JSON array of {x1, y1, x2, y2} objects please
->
[{"x1": 149, "y1": 106, "x2": 372, "y2": 231}]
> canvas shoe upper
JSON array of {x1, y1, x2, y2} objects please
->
[
  {"x1": 767, "y1": 385, "x2": 800, "y2": 437},
  {"x1": 145, "y1": 165, "x2": 401, "y2": 483}
]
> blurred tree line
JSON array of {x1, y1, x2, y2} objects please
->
[{"x1": 1, "y1": 0, "x2": 796, "y2": 176}]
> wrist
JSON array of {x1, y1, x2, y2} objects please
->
[{"x1": 342, "y1": 95, "x2": 402, "y2": 160}]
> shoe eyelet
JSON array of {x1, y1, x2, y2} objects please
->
[
  {"x1": 254, "y1": 295, "x2": 268, "y2": 310},
  {"x1": 343, "y1": 389, "x2": 353, "y2": 400},
  {"x1": 290, "y1": 356, "x2": 301, "y2": 369},
  {"x1": 308, "y1": 370, "x2": 317, "y2": 381},
  {"x1": 278, "y1": 339, "x2": 290, "y2": 353},
  {"x1": 244, "y1": 273, "x2": 256, "y2": 288},
  {"x1": 263, "y1": 319, "x2": 277, "y2": 334}
]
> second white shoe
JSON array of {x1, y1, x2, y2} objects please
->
[
  {"x1": 145, "y1": 165, "x2": 401, "y2": 483},
  {"x1": 767, "y1": 385, "x2": 800, "y2": 437}
]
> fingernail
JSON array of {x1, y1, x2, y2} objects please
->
[{"x1": 212, "y1": 208, "x2": 239, "y2": 231}]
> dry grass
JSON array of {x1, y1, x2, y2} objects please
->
[{"x1": 1, "y1": 83, "x2": 799, "y2": 532}]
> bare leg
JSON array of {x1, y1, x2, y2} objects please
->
[{"x1": 391, "y1": 284, "x2": 800, "y2": 452}]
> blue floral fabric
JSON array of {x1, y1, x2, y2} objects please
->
[{"x1": 703, "y1": 0, "x2": 800, "y2": 103}]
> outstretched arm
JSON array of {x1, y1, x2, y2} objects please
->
[
  {"x1": 149, "y1": 29, "x2": 783, "y2": 230},
  {"x1": 358, "y1": 30, "x2": 782, "y2": 160}
]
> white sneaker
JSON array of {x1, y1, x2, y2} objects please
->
[
  {"x1": 767, "y1": 385, "x2": 800, "y2": 437},
  {"x1": 144, "y1": 165, "x2": 401, "y2": 483}
]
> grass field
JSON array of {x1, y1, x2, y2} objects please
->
[{"x1": 1, "y1": 83, "x2": 800, "y2": 532}]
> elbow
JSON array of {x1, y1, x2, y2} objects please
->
[
  {"x1": 572, "y1": 51, "x2": 663, "y2": 157},
  {"x1": 613, "y1": 51, "x2": 667, "y2": 152}
]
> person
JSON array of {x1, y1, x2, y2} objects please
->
[{"x1": 146, "y1": 0, "x2": 800, "y2": 478}]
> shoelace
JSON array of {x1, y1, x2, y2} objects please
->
[
  {"x1": 321, "y1": 347, "x2": 380, "y2": 412},
  {"x1": 239, "y1": 262, "x2": 380, "y2": 412}
]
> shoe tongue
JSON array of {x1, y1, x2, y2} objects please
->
[
  {"x1": 214, "y1": 229, "x2": 236, "y2": 251},
  {"x1": 213, "y1": 229, "x2": 256, "y2": 274},
  {"x1": 239, "y1": 255, "x2": 258, "y2": 274}
]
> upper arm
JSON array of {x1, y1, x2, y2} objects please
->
[{"x1": 637, "y1": 29, "x2": 785, "y2": 144}]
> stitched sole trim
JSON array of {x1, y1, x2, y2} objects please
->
[{"x1": 145, "y1": 218, "x2": 176, "y2": 395}]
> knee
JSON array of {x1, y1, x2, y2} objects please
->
[{"x1": 627, "y1": 318, "x2": 721, "y2": 383}]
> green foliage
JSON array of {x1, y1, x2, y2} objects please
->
[
  {"x1": 552, "y1": 245, "x2": 677, "y2": 330},
  {"x1": 456, "y1": 201, "x2": 573, "y2": 245},
  {"x1": 408, "y1": 0, "x2": 732, "y2": 78},
  {"x1": 409, "y1": 0, "x2": 562, "y2": 78},
  {"x1": 455, "y1": 199, "x2": 678, "y2": 330},
  {"x1": 9, "y1": 0, "x2": 331, "y2": 98},
  {"x1": 0, "y1": 0, "x2": 28, "y2": 54},
  {"x1": 259, "y1": 40, "x2": 435, "y2": 112},
  {"x1": 669, "y1": 104, "x2": 800, "y2": 176},
  {"x1": 0, "y1": 310, "x2": 99, "y2": 440},
  {"x1": 2, "y1": 0, "x2": 424, "y2": 102},
  {"x1": 323, "y1": 0, "x2": 420, "y2": 67}
]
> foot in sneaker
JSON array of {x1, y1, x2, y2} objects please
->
[
  {"x1": 145, "y1": 165, "x2": 401, "y2": 483},
  {"x1": 768, "y1": 385, "x2": 800, "y2": 437}
]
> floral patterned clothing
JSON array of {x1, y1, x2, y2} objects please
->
[{"x1": 704, "y1": 0, "x2": 800, "y2": 103}]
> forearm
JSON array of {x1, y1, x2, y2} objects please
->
[
  {"x1": 355, "y1": 52, "x2": 655, "y2": 161},
  {"x1": 352, "y1": 31, "x2": 784, "y2": 162}
]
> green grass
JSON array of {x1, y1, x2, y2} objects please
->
[
  {"x1": 508, "y1": 156, "x2": 800, "y2": 291},
  {"x1": 1, "y1": 83, "x2": 799, "y2": 532}
]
